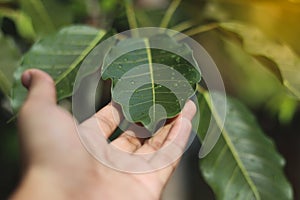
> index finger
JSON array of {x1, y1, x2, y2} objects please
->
[{"x1": 80, "y1": 102, "x2": 124, "y2": 138}]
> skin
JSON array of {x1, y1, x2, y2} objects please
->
[{"x1": 11, "y1": 69, "x2": 196, "y2": 200}]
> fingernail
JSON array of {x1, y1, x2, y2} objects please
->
[{"x1": 21, "y1": 70, "x2": 32, "y2": 89}]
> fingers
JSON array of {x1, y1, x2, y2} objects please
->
[
  {"x1": 162, "y1": 100, "x2": 196, "y2": 148},
  {"x1": 93, "y1": 103, "x2": 123, "y2": 138},
  {"x1": 110, "y1": 131, "x2": 142, "y2": 152},
  {"x1": 85, "y1": 100, "x2": 196, "y2": 158},
  {"x1": 154, "y1": 118, "x2": 192, "y2": 182},
  {"x1": 180, "y1": 100, "x2": 197, "y2": 121},
  {"x1": 21, "y1": 69, "x2": 56, "y2": 105},
  {"x1": 130, "y1": 100, "x2": 195, "y2": 182},
  {"x1": 136, "y1": 100, "x2": 196, "y2": 153},
  {"x1": 153, "y1": 101, "x2": 196, "y2": 181}
]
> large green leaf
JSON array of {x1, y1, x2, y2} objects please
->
[
  {"x1": 11, "y1": 25, "x2": 107, "y2": 112},
  {"x1": 102, "y1": 34, "x2": 201, "y2": 131},
  {"x1": 197, "y1": 91, "x2": 293, "y2": 200},
  {"x1": 218, "y1": 22, "x2": 300, "y2": 99},
  {"x1": 0, "y1": 32, "x2": 20, "y2": 97}
]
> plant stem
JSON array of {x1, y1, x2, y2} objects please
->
[
  {"x1": 160, "y1": 0, "x2": 182, "y2": 28},
  {"x1": 86, "y1": 0, "x2": 101, "y2": 27},
  {"x1": 124, "y1": 0, "x2": 138, "y2": 36},
  {"x1": 196, "y1": 83, "x2": 206, "y2": 94},
  {"x1": 183, "y1": 23, "x2": 218, "y2": 37},
  {"x1": 170, "y1": 20, "x2": 197, "y2": 32}
]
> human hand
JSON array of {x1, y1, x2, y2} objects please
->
[{"x1": 12, "y1": 69, "x2": 196, "y2": 200}]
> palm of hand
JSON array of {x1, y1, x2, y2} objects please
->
[{"x1": 16, "y1": 69, "x2": 195, "y2": 200}]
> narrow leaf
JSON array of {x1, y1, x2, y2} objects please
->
[
  {"x1": 197, "y1": 92, "x2": 293, "y2": 200},
  {"x1": 11, "y1": 26, "x2": 107, "y2": 112},
  {"x1": 218, "y1": 22, "x2": 300, "y2": 99}
]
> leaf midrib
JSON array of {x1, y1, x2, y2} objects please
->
[
  {"x1": 143, "y1": 39, "x2": 156, "y2": 117},
  {"x1": 203, "y1": 92, "x2": 261, "y2": 200}
]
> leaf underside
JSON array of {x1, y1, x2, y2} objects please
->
[
  {"x1": 197, "y1": 92, "x2": 293, "y2": 200},
  {"x1": 102, "y1": 34, "x2": 201, "y2": 131},
  {"x1": 11, "y1": 26, "x2": 107, "y2": 112}
]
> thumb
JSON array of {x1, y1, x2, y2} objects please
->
[{"x1": 21, "y1": 69, "x2": 57, "y2": 105}]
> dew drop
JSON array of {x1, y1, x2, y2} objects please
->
[
  {"x1": 118, "y1": 65, "x2": 122, "y2": 69},
  {"x1": 131, "y1": 81, "x2": 135, "y2": 85},
  {"x1": 176, "y1": 57, "x2": 180, "y2": 63},
  {"x1": 174, "y1": 83, "x2": 178, "y2": 87},
  {"x1": 171, "y1": 72, "x2": 175, "y2": 76},
  {"x1": 124, "y1": 58, "x2": 128, "y2": 61},
  {"x1": 171, "y1": 77, "x2": 175, "y2": 80}
]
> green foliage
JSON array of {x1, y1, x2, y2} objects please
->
[
  {"x1": 0, "y1": 32, "x2": 20, "y2": 97},
  {"x1": 11, "y1": 26, "x2": 107, "y2": 111},
  {"x1": 102, "y1": 34, "x2": 201, "y2": 130},
  {"x1": 218, "y1": 22, "x2": 300, "y2": 99},
  {"x1": 99, "y1": 0, "x2": 119, "y2": 12},
  {"x1": 19, "y1": 0, "x2": 84, "y2": 36},
  {"x1": 0, "y1": 0, "x2": 298, "y2": 199},
  {"x1": 0, "y1": 8, "x2": 36, "y2": 40},
  {"x1": 197, "y1": 92, "x2": 293, "y2": 200}
]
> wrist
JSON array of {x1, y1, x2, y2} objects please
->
[{"x1": 11, "y1": 167, "x2": 68, "y2": 200}]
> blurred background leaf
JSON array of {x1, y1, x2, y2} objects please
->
[
  {"x1": 0, "y1": 8, "x2": 36, "y2": 40},
  {"x1": 197, "y1": 91, "x2": 293, "y2": 200},
  {"x1": 206, "y1": 0, "x2": 300, "y2": 54},
  {"x1": 11, "y1": 26, "x2": 107, "y2": 112},
  {"x1": 0, "y1": 31, "x2": 20, "y2": 97},
  {"x1": 19, "y1": 0, "x2": 88, "y2": 37},
  {"x1": 218, "y1": 22, "x2": 300, "y2": 100}
]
